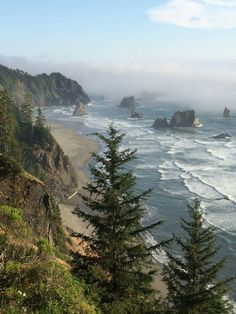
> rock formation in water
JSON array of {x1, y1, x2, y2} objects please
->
[
  {"x1": 0, "y1": 63, "x2": 90, "y2": 107},
  {"x1": 152, "y1": 117, "x2": 169, "y2": 128},
  {"x1": 130, "y1": 107, "x2": 143, "y2": 119},
  {"x1": 153, "y1": 110, "x2": 197, "y2": 128},
  {"x1": 213, "y1": 133, "x2": 231, "y2": 139},
  {"x1": 73, "y1": 101, "x2": 87, "y2": 116},
  {"x1": 223, "y1": 107, "x2": 231, "y2": 118},
  {"x1": 169, "y1": 110, "x2": 195, "y2": 127},
  {"x1": 119, "y1": 96, "x2": 138, "y2": 110}
]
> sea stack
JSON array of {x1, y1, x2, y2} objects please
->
[
  {"x1": 223, "y1": 107, "x2": 231, "y2": 118},
  {"x1": 119, "y1": 96, "x2": 138, "y2": 110},
  {"x1": 153, "y1": 110, "x2": 200, "y2": 128},
  {"x1": 130, "y1": 107, "x2": 143, "y2": 119},
  {"x1": 73, "y1": 101, "x2": 87, "y2": 116},
  {"x1": 152, "y1": 118, "x2": 169, "y2": 128},
  {"x1": 169, "y1": 110, "x2": 195, "y2": 128}
]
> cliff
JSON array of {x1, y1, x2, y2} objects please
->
[
  {"x1": 0, "y1": 171, "x2": 52, "y2": 240},
  {"x1": 0, "y1": 64, "x2": 90, "y2": 107},
  {"x1": 23, "y1": 135, "x2": 78, "y2": 200}
]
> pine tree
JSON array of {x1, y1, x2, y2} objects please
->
[
  {"x1": 35, "y1": 106, "x2": 46, "y2": 129},
  {"x1": 0, "y1": 90, "x2": 15, "y2": 155},
  {"x1": 20, "y1": 92, "x2": 34, "y2": 127},
  {"x1": 74, "y1": 125, "x2": 166, "y2": 313},
  {"x1": 163, "y1": 199, "x2": 234, "y2": 314}
]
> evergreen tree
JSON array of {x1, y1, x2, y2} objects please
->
[
  {"x1": 35, "y1": 106, "x2": 46, "y2": 129},
  {"x1": 20, "y1": 92, "x2": 34, "y2": 127},
  {"x1": 74, "y1": 125, "x2": 166, "y2": 313},
  {"x1": 0, "y1": 90, "x2": 15, "y2": 155},
  {"x1": 163, "y1": 200, "x2": 234, "y2": 314}
]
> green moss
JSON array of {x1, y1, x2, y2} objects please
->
[{"x1": 0, "y1": 205, "x2": 22, "y2": 221}]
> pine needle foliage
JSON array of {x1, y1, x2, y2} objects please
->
[
  {"x1": 74, "y1": 125, "x2": 166, "y2": 313},
  {"x1": 0, "y1": 89, "x2": 16, "y2": 155},
  {"x1": 163, "y1": 200, "x2": 234, "y2": 314}
]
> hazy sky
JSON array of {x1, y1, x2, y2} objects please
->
[
  {"x1": 2, "y1": 0, "x2": 236, "y2": 61},
  {"x1": 1, "y1": 0, "x2": 236, "y2": 108}
]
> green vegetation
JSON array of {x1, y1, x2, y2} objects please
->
[
  {"x1": 74, "y1": 126, "x2": 167, "y2": 313},
  {"x1": 0, "y1": 85, "x2": 234, "y2": 313},
  {"x1": 0, "y1": 63, "x2": 90, "y2": 108},
  {"x1": 0, "y1": 89, "x2": 53, "y2": 176},
  {"x1": 163, "y1": 200, "x2": 234, "y2": 314},
  {"x1": 0, "y1": 205, "x2": 98, "y2": 314}
]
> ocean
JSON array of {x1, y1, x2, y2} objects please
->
[{"x1": 46, "y1": 98, "x2": 236, "y2": 302}]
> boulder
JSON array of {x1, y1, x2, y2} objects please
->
[
  {"x1": 73, "y1": 102, "x2": 87, "y2": 116},
  {"x1": 213, "y1": 133, "x2": 231, "y2": 139},
  {"x1": 119, "y1": 96, "x2": 138, "y2": 109},
  {"x1": 223, "y1": 107, "x2": 231, "y2": 118},
  {"x1": 169, "y1": 110, "x2": 195, "y2": 127},
  {"x1": 152, "y1": 118, "x2": 169, "y2": 128}
]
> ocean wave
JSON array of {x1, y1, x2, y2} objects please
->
[
  {"x1": 201, "y1": 200, "x2": 236, "y2": 236},
  {"x1": 143, "y1": 231, "x2": 168, "y2": 264},
  {"x1": 207, "y1": 148, "x2": 226, "y2": 161},
  {"x1": 52, "y1": 108, "x2": 71, "y2": 116},
  {"x1": 139, "y1": 127, "x2": 154, "y2": 134},
  {"x1": 159, "y1": 161, "x2": 181, "y2": 181},
  {"x1": 175, "y1": 161, "x2": 236, "y2": 204}
]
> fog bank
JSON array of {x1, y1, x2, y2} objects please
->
[{"x1": 1, "y1": 55, "x2": 236, "y2": 111}]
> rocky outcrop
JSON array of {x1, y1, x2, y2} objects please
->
[
  {"x1": 153, "y1": 118, "x2": 169, "y2": 128},
  {"x1": 130, "y1": 107, "x2": 143, "y2": 119},
  {"x1": 119, "y1": 96, "x2": 138, "y2": 110},
  {"x1": 0, "y1": 64, "x2": 90, "y2": 107},
  {"x1": 24, "y1": 138, "x2": 78, "y2": 200},
  {"x1": 0, "y1": 173, "x2": 52, "y2": 240},
  {"x1": 223, "y1": 107, "x2": 231, "y2": 118},
  {"x1": 153, "y1": 110, "x2": 196, "y2": 129},
  {"x1": 73, "y1": 102, "x2": 87, "y2": 116},
  {"x1": 213, "y1": 133, "x2": 231, "y2": 139},
  {"x1": 169, "y1": 110, "x2": 195, "y2": 127}
]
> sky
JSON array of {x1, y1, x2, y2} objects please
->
[{"x1": 1, "y1": 0, "x2": 236, "y2": 109}]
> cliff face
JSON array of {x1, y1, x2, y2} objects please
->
[
  {"x1": 24, "y1": 137, "x2": 78, "y2": 200},
  {"x1": 0, "y1": 172, "x2": 52, "y2": 240},
  {"x1": 0, "y1": 64, "x2": 90, "y2": 107}
]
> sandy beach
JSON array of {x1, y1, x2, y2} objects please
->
[{"x1": 49, "y1": 120, "x2": 167, "y2": 297}]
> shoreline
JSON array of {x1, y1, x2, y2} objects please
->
[{"x1": 49, "y1": 119, "x2": 167, "y2": 297}]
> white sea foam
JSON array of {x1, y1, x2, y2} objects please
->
[
  {"x1": 201, "y1": 200, "x2": 236, "y2": 235},
  {"x1": 52, "y1": 108, "x2": 71, "y2": 116},
  {"x1": 140, "y1": 127, "x2": 154, "y2": 134},
  {"x1": 83, "y1": 116, "x2": 112, "y2": 130},
  {"x1": 144, "y1": 231, "x2": 168, "y2": 264},
  {"x1": 159, "y1": 161, "x2": 181, "y2": 180}
]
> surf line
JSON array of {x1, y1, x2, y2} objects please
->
[{"x1": 67, "y1": 191, "x2": 78, "y2": 200}]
